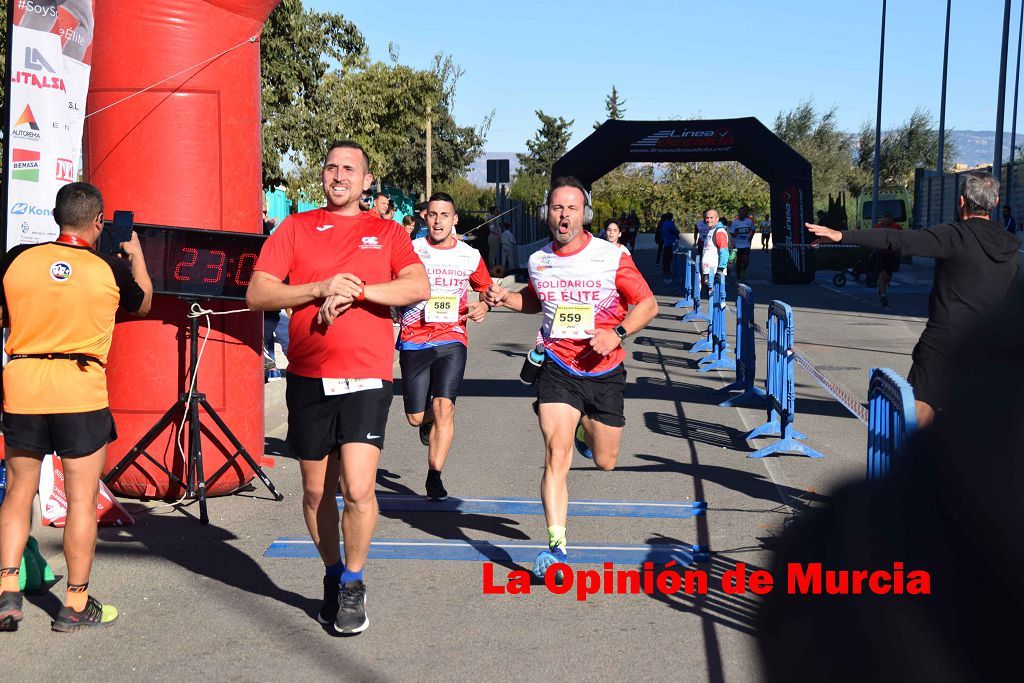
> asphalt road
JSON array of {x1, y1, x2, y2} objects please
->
[{"x1": 7, "y1": 234, "x2": 930, "y2": 682}]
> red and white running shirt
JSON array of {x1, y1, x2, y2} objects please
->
[
  {"x1": 398, "y1": 238, "x2": 492, "y2": 350},
  {"x1": 255, "y1": 208, "x2": 421, "y2": 380},
  {"x1": 526, "y1": 234, "x2": 653, "y2": 376}
]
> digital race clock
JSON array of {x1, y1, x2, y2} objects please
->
[{"x1": 109, "y1": 222, "x2": 268, "y2": 301}]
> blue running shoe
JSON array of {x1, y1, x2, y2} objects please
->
[
  {"x1": 532, "y1": 546, "x2": 569, "y2": 581},
  {"x1": 574, "y1": 423, "x2": 593, "y2": 459}
]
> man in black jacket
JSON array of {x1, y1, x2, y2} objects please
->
[{"x1": 807, "y1": 171, "x2": 1021, "y2": 428}]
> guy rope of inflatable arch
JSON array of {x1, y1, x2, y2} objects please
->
[{"x1": 85, "y1": 34, "x2": 261, "y2": 120}]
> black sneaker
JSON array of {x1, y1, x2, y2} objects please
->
[
  {"x1": 419, "y1": 422, "x2": 432, "y2": 446},
  {"x1": 334, "y1": 580, "x2": 368, "y2": 635},
  {"x1": 0, "y1": 591, "x2": 24, "y2": 632},
  {"x1": 880, "y1": 295, "x2": 889, "y2": 307},
  {"x1": 51, "y1": 595, "x2": 118, "y2": 632},
  {"x1": 317, "y1": 575, "x2": 340, "y2": 625},
  {"x1": 425, "y1": 471, "x2": 448, "y2": 501}
]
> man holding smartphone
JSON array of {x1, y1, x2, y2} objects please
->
[{"x1": 0, "y1": 182, "x2": 152, "y2": 632}]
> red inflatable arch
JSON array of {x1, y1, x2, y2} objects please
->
[{"x1": 85, "y1": 0, "x2": 280, "y2": 498}]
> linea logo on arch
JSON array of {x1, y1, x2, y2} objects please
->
[{"x1": 630, "y1": 128, "x2": 734, "y2": 152}]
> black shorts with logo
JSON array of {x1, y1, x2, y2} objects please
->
[
  {"x1": 534, "y1": 361, "x2": 626, "y2": 428},
  {"x1": 285, "y1": 372, "x2": 393, "y2": 460},
  {"x1": 399, "y1": 343, "x2": 468, "y2": 414},
  {"x1": 2, "y1": 408, "x2": 117, "y2": 458}
]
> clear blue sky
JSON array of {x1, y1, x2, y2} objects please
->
[{"x1": 307, "y1": 0, "x2": 1017, "y2": 153}]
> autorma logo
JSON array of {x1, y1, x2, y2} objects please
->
[
  {"x1": 12, "y1": 149, "x2": 41, "y2": 182},
  {"x1": 12, "y1": 104, "x2": 41, "y2": 141},
  {"x1": 631, "y1": 128, "x2": 735, "y2": 150}
]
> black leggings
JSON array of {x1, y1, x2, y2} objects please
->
[{"x1": 399, "y1": 343, "x2": 468, "y2": 414}]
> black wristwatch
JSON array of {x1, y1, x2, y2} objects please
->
[{"x1": 614, "y1": 324, "x2": 629, "y2": 340}]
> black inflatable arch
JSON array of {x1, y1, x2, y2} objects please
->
[{"x1": 551, "y1": 117, "x2": 814, "y2": 284}]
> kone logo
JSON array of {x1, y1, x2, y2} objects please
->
[
  {"x1": 10, "y1": 202, "x2": 51, "y2": 216},
  {"x1": 50, "y1": 261, "x2": 72, "y2": 282},
  {"x1": 12, "y1": 104, "x2": 41, "y2": 141}
]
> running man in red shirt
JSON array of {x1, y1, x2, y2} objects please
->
[
  {"x1": 246, "y1": 141, "x2": 429, "y2": 636},
  {"x1": 484, "y1": 177, "x2": 658, "y2": 578},
  {"x1": 397, "y1": 192, "x2": 492, "y2": 501}
]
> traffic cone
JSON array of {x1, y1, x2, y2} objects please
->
[{"x1": 18, "y1": 536, "x2": 55, "y2": 593}]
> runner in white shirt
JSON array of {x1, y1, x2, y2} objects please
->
[
  {"x1": 484, "y1": 178, "x2": 657, "y2": 580},
  {"x1": 700, "y1": 209, "x2": 731, "y2": 292},
  {"x1": 729, "y1": 206, "x2": 756, "y2": 279}
]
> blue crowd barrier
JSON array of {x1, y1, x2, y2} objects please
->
[
  {"x1": 746, "y1": 300, "x2": 825, "y2": 459},
  {"x1": 866, "y1": 368, "x2": 917, "y2": 479},
  {"x1": 697, "y1": 274, "x2": 735, "y2": 373},
  {"x1": 672, "y1": 248, "x2": 694, "y2": 309},
  {"x1": 718, "y1": 284, "x2": 768, "y2": 408},
  {"x1": 681, "y1": 252, "x2": 708, "y2": 324}
]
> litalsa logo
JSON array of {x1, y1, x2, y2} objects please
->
[
  {"x1": 50, "y1": 261, "x2": 72, "y2": 282},
  {"x1": 10, "y1": 203, "x2": 51, "y2": 216},
  {"x1": 360, "y1": 236, "x2": 381, "y2": 250},
  {"x1": 631, "y1": 128, "x2": 734, "y2": 150},
  {"x1": 12, "y1": 105, "x2": 41, "y2": 141},
  {"x1": 11, "y1": 47, "x2": 66, "y2": 92}
]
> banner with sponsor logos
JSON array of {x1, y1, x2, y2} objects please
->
[{"x1": 4, "y1": 0, "x2": 95, "y2": 250}]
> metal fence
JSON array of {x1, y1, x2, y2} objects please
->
[{"x1": 914, "y1": 161, "x2": 1024, "y2": 227}]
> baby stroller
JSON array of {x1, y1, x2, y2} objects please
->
[{"x1": 832, "y1": 249, "x2": 878, "y2": 288}]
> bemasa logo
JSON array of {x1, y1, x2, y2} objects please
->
[
  {"x1": 11, "y1": 47, "x2": 66, "y2": 92},
  {"x1": 12, "y1": 105, "x2": 41, "y2": 141},
  {"x1": 12, "y1": 149, "x2": 41, "y2": 182},
  {"x1": 56, "y1": 158, "x2": 75, "y2": 182},
  {"x1": 10, "y1": 202, "x2": 51, "y2": 216},
  {"x1": 50, "y1": 261, "x2": 73, "y2": 282}
]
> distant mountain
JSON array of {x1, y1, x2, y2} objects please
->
[
  {"x1": 948, "y1": 130, "x2": 1024, "y2": 168},
  {"x1": 467, "y1": 153, "x2": 521, "y2": 187}
]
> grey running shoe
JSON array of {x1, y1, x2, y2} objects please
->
[{"x1": 334, "y1": 580, "x2": 368, "y2": 635}]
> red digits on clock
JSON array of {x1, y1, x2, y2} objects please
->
[
  {"x1": 203, "y1": 249, "x2": 226, "y2": 283},
  {"x1": 234, "y1": 252, "x2": 258, "y2": 285},
  {"x1": 173, "y1": 247, "x2": 198, "y2": 281}
]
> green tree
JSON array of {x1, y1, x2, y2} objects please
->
[
  {"x1": 517, "y1": 111, "x2": 574, "y2": 178},
  {"x1": 260, "y1": 0, "x2": 366, "y2": 188},
  {"x1": 773, "y1": 100, "x2": 858, "y2": 210},
  {"x1": 856, "y1": 108, "x2": 956, "y2": 193},
  {"x1": 508, "y1": 170, "x2": 549, "y2": 205},
  {"x1": 594, "y1": 84, "x2": 626, "y2": 129}
]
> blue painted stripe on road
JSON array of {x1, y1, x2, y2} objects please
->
[
  {"x1": 265, "y1": 537, "x2": 694, "y2": 565},
  {"x1": 353, "y1": 495, "x2": 707, "y2": 519}
]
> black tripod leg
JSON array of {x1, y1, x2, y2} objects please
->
[
  {"x1": 200, "y1": 398, "x2": 284, "y2": 501},
  {"x1": 190, "y1": 390, "x2": 209, "y2": 525},
  {"x1": 103, "y1": 398, "x2": 187, "y2": 486}
]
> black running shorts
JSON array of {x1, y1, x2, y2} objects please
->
[
  {"x1": 2, "y1": 408, "x2": 117, "y2": 458},
  {"x1": 534, "y1": 361, "x2": 626, "y2": 428},
  {"x1": 907, "y1": 343, "x2": 950, "y2": 413},
  {"x1": 285, "y1": 373, "x2": 393, "y2": 459},
  {"x1": 399, "y1": 343, "x2": 468, "y2": 415}
]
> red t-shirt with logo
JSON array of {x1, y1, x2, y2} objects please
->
[
  {"x1": 526, "y1": 233, "x2": 653, "y2": 376},
  {"x1": 397, "y1": 237, "x2": 492, "y2": 350},
  {"x1": 255, "y1": 208, "x2": 420, "y2": 380}
]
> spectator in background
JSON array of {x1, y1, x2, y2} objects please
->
[
  {"x1": 263, "y1": 197, "x2": 278, "y2": 235},
  {"x1": 624, "y1": 211, "x2": 639, "y2": 251},
  {"x1": 872, "y1": 211, "x2": 902, "y2": 307},
  {"x1": 263, "y1": 198, "x2": 287, "y2": 381},
  {"x1": 413, "y1": 202, "x2": 429, "y2": 240},
  {"x1": 402, "y1": 215, "x2": 415, "y2": 238},
  {"x1": 654, "y1": 212, "x2": 668, "y2": 266},
  {"x1": 373, "y1": 193, "x2": 390, "y2": 220},
  {"x1": 659, "y1": 212, "x2": 680, "y2": 283},
  {"x1": 1003, "y1": 205, "x2": 1016, "y2": 234},
  {"x1": 500, "y1": 221, "x2": 516, "y2": 273},
  {"x1": 760, "y1": 217, "x2": 772, "y2": 250},
  {"x1": 604, "y1": 220, "x2": 630, "y2": 254},
  {"x1": 359, "y1": 191, "x2": 372, "y2": 212},
  {"x1": 487, "y1": 206, "x2": 502, "y2": 269}
]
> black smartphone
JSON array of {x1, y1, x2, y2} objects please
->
[{"x1": 111, "y1": 210, "x2": 134, "y2": 254}]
